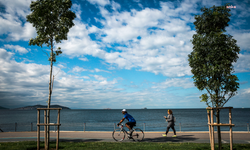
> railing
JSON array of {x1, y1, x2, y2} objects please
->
[{"x1": 0, "y1": 122, "x2": 249, "y2": 132}]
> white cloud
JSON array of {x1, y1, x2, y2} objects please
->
[
  {"x1": 87, "y1": 0, "x2": 110, "y2": 6},
  {"x1": 0, "y1": 0, "x2": 36, "y2": 41},
  {"x1": 0, "y1": 48, "x2": 14, "y2": 60},
  {"x1": 72, "y1": 4, "x2": 82, "y2": 20},
  {"x1": 0, "y1": 48, "x2": 121, "y2": 108},
  {"x1": 234, "y1": 53, "x2": 250, "y2": 73},
  {"x1": 94, "y1": 68, "x2": 111, "y2": 73},
  {"x1": 4, "y1": 44, "x2": 29, "y2": 54},
  {"x1": 0, "y1": 0, "x2": 31, "y2": 20},
  {"x1": 231, "y1": 30, "x2": 250, "y2": 51},
  {"x1": 92, "y1": 75, "x2": 106, "y2": 81},
  {"x1": 242, "y1": 88, "x2": 250, "y2": 94},
  {"x1": 58, "y1": 0, "x2": 196, "y2": 77},
  {"x1": 152, "y1": 78, "x2": 194, "y2": 89},
  {"x1": 79, "y1": 57, "x2": 89, "y2": 61},
  {"x1": 72, "y1": 66, "x2": 88, "y2": 72}
]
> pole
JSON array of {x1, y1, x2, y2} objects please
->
[
  {"x1": 179, "y1": 122, "x2": 181, "y2": 132},
  {"x1": 229, "y1": 108, "x2": 233, "y2": 150},
  {"x1": 15, "y1": 122, "x2": 17, "y2": 132},
  {"x1": 84, "y1": 122, "x2": 86, "y2": 132},
  {"x1": 143, "y1": 123, "x2": 145, "y2": 132},
  {"x1": 207, "y1": 110, "x2": 212, "y2": 150},
  {"x1": 247, "y1": 122, "x2": 249, "y2": 133},
  {"x1": 44, "y1": 110, "x2": 47, "y2": 150},
  {"x1": 37, "y1": 110, "x2": 40, "y2": 150},
  {"x1": 56, "y1": 109, "x2": 60, "y2": 150},
  {"x1": 54, "y1": 123, "x2": 56, "y2": 132},
  {"x1": 31, "y1": 122, "x2": 33, "y2": 131},
  {"x1": 211, "y1": 109, "x2": 215, "y2": 150}
]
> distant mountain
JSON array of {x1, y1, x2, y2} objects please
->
[
  {"x1": 0, "y1": 106, "x2": 8, "y2": 109},
  {"x1": 14, "y1": 105, "x2": 70, "y2": 110}
]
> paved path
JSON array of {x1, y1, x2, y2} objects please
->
[{"x1": 0, "y1": 131, "x2": 250, "y2": 143}]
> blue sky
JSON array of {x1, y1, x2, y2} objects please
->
[{"x1": 0, "y1": 0, "x2": 249, "y2": 109}]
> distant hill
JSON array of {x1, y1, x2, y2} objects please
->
[
  {"x1": 14, "y1": 105, "x2": 70, "y2": 110},
  {"x1": 0, "y1": 106, "x2": 8, "y2": 109}
]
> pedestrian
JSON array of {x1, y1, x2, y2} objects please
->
[{"x1": 162, "y1": 109, "x2": 176, "y2": 137}]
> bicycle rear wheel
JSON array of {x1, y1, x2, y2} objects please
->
[
  {"x1": 112, "y1": 129, "x2": 126, "y2": 141},
  {"x1": 131, "y1": 128, "x2": 144, "y2": 141}
]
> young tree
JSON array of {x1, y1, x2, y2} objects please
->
[
  {"x1": 188, "y1": 5, "x2": 240, "y2": 150},
  {"x1": 26, "y1": 0, "x2": 76, "y2": 149}
]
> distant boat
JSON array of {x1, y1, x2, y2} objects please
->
[{"x1": 143, "y1": 107, "x2": 147, "y2": 109}]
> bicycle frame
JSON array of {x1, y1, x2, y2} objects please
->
[
  {"x1": 118, "y1": 124, "x2": 131, "y2": 135},
  {"x1": 112, "y1": 123, "x2": 144, "y2": 142}
]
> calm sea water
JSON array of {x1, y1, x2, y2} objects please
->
[{"x1": 0, "y1": 108, "x2": 249, "y2": 132}]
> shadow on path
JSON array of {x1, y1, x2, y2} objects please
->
[
  {"x1": 143, "y1": 135, "x2": 198, "y2": 142},
  {"x1": 55, "y1": 139, "x2": 103, "y2": 142}
]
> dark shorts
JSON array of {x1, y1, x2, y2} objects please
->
[{"x1": 126, "y1": 122, "x2": 136, "y2": 129}]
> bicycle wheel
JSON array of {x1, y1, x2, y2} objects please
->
[
  {"x1": 131, "y1": 128, "x2": 144, "y2": 141},
  {"x1": 112, "y1": 129, "x2": 126, "y2": 141}
]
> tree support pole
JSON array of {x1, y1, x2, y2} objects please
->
[
  {"x1": 207, "y1": 110, "x2": 213, "y2": 150},
  {"x1": 211, "y1": 109, "x2": 215, "y2": 150},
  {"x1": 229, "y1": 108, "x2": 233, "y2": 150}
]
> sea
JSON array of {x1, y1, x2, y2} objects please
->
[{"x1": 0, "y1": 108, "x2": 249, "y2": 132}]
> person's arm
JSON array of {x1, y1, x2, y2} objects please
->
[
  {"x1": 166, "y1": 115, "x2": 173, "y2": 122},
  {"x1": 117, "y1": 118, "x2": 125, "y2": 126}
]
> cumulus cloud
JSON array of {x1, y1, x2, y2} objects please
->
[
  {"x1": 0, "y1": 0, "x2": 249, "y2": 109},
  {"x1": 87, "y1": 0, "x2": 110, "y2": 6},
  {"x1": 79, "y1": 57, "x2": 89, "y2": 61},
  {"x1": 0, "y1": 48, "x2": 121, "y2": 108},
  {"x1": 242, "y1": 88, "x2": 250, "y2": 94},
  {"x1": 72, "y1": 66, "x2": 88, "y2": 72},
  {"x1": 152, "y1": 78, "x2": 194, "y2": 89},
  {"x1": 59, "y1": 0, "x2": 198, "y2": 77},
  {"x1": 0, "y1": 0, "x2": 36, "y2": 41},
  {"x1": 234, "y1": 53, "x2": 250, "y2": 73},
  {"x1": 4, "y1": 44, "x2": 29, "y2": 54}
]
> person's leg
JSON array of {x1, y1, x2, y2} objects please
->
[
  {"x1": 125, "y1": 123, "x2": 132, "y2": 131},
  {"x1": 165, "y1": 127, "x2": 170, "y2": 134},
  {"x1": 171, "y1": 126, "x2": 176, "y2": 135},
  {"x1": 171, "y1": 126, "x2": 177, "y2": 137},
  {"x1": 162, "y1": 127, "x2": 170, "y2": 136}
]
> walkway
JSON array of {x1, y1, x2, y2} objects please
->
[{"x1": 0, "y1": 131, "x2": 249, "y2": 143}]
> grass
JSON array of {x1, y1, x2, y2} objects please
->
[{"x1": 0, "y1": 141, "x2": 250, "y2": 150}]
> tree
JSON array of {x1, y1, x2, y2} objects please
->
[
  {"x1": 188, "y1": 5, "x2": 240, "y2": 150},
  {"x1": 26, "y1": 0, "x2": 76, "y2": 149}
]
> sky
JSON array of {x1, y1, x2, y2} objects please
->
[{"x1": 0, "y1": 0, "x2": 249, "y2": 109}]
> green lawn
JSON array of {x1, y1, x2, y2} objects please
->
[{"x1": 0, "y1": 141, "x2": 250, "y2": 150}]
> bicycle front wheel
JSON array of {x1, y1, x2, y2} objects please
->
[
  {"x1": 131, "y1": 128, "x2": 144, "y2": 141},
  {"x1": 112, "y1": 129, "x2": 126, "y2": 141}
]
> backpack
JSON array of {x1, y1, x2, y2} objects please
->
[{"x1": 166, "y1": 115, "x2": 176, "y2": 122}]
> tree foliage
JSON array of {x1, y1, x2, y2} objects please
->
[
  {"x1": 27, "y1": 0, "x2": 76, "y2": 63},
  {"x1": 188, "y1": 5, "x2": 240, "y2": 108}
]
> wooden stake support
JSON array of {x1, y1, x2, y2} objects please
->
[
  {"x1": 37, "y1": 108, "x2": 61, "y2": 150},
  {"x1": 207, "y1": 107, "x2": 235, "y2": 150}
]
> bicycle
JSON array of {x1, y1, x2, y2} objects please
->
[{"x1": 112, "y1": 123, "x2": 144, "y2": 141}]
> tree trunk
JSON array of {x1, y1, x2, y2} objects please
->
[
  {"x1": 216, "y1": 108, "x2": 222, "y2": 150},
  {"x1": 46, "y1": 39, "x2": 53, "y2": 150}
]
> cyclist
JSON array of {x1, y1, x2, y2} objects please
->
[{"x1": 117, "y1": 109, "x2": 136, "y2": 136}]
